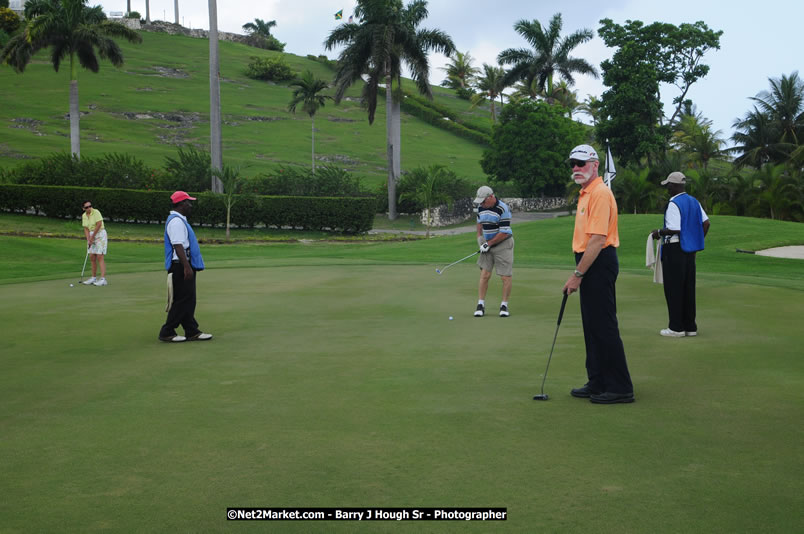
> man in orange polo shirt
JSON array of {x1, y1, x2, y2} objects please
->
[{"x1": 562, "y1": 145, "x2": 634, "y2": 404}]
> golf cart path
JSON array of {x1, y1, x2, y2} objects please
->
[
  {"x1": 755, "y1": 246, "x2": 804, "y2": 259},
  {"x1": 369, "y1": 211, "x2": 568, "y2": 236}
]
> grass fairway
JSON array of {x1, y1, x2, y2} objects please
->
[{"x1": 1, "y1": 215, "x2": 803, "y2": 532}]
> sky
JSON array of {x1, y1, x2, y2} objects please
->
[{"x1": 96, "y1": 0, "x2": 803, "y2": 147}]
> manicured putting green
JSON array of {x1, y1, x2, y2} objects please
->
[{"x1": 1, "y1": 263, "x2": 802, "y2": 532}]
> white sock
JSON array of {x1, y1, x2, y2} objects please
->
[
  {"x1": 501, "y1": 301, "x2": 508, "y2": 307},
  {"x1": 478, "y1": 300, "x2": 485, "y2": 306}
]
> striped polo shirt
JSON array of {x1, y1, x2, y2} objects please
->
[{"x1": 477, "y1": 199, "x2": 513, "y2": 241}]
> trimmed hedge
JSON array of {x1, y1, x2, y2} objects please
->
[{"x1": 0, "y1": 184, "x2": 376, "y2": 233}]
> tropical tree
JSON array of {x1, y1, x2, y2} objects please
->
[
  {"x1": 731, "y1": 108, "x2": 776, "y2": 168},
  {"x1": 612, "y1": 167, "x2": 661, "y2": 214},
  {"x1": 470, "y1": 64, "x2": 507, "y2": 122},
  {"x1": 208, "y1": 0, "x2": 222, "y2": 191},
  {"x1": 242, "y1": 18, "x2": 276, "y2": 37},
  {"x1": 672, "y1": 113, "x2": 727, "y2": 170},
  {"x1": 212, "y1": 163, "x2": 244, "y2": 239},
  {"x1": 324, "y1": 0, "x2": 455, "y2": 220},
  {"x1": 145, "y1": 0, "x2": 149, "y2": 22},
  {"x1": 752, "y1": 164, "x2": 795, "y2": 220},
  {"x1": 439, "y1": 49, "x2": 479, "y2": 91},
  {"x1": 1, "y1": 0, "x2": 141, "y2": 158},
  {"x1": 497, "y1": 13, "x2": 597, "y2": 98},
  {"x1": 576, "y1": 95, "x2": 602, "y2": 126},
  {"x1": 751, "y1": 72, "x2": 804, "y2": 147},
  {"x1": 288, "y1": 70, "x2": 333, "y2": 174},
  {"x1": 399, "y1": 164, "x2": 453, "y2": 238}
]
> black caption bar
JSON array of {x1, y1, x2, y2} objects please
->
[{"x1": 227, "y1": 508, "x2": 507, "y2": 521}]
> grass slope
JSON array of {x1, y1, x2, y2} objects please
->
[{"x1": 0, "y1": 31, "x2": 489, "y2": 187}]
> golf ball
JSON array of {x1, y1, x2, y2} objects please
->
[
  {"x1": 69, "y1": 284, "x2": 74, "y2": 287},
  {"x1": 449, "y1": 316, "x2": 453, "y2": 321}
]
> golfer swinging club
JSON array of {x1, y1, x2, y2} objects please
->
[{"x1": 473, "y1": 186, "x2": 514, "y2": 317}]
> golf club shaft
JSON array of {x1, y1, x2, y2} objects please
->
[
  {"x1": 538, "y1": 292, "x2": 569, "y2": 396},
  {"x1": 437, "y1": 250, "x2": 480, "y2": 273},
  {"x1": 80, "y1": 250, "x2": 89, "y2": 281}
]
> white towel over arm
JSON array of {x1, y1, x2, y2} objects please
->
[{"x1": 645, "y1": 233, "x2": 663, "y2": 284}]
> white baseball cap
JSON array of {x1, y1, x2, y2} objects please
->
[
  {"x1": 568, "y1": 144, "x2": 599, "y2": 161},
  {"x1": 474, "y1": 186, "x2": 494, "y2": 204},
  {"x1": 661, "y1": 171, "x2": 686, "y2": 185}
]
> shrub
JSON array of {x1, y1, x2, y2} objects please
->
[
  {"x1": 248, "y1": 165, "x2": 369, "y2": 197},
  {"x1": 0, "y1": 7, "x2": 20, "y2": 34},
  {"x1": 244, "y1": 55, "x2": 294, "y2": 82},
  {"x1": 161, "y1": 146, "x2": 212, "y2": 192},
  {"x1": 126, "y1": 11, "x2": 140, "y2": 19},
  {"x1": 397, "y1": 166, "x2": 473, "y2": 213},
  {"x1": 2, "y1": 152, "x2": 154, "y2": 189}
]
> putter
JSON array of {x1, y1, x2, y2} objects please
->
[
  {"x1": 435, "y1": 250, "x2": 480, "y2": 274},
  {"x1": 80, "y1": 250, "x2": 89, "y2": 283},
  {"x1": 533, "y1": 291, "x2": 569, "y2": 401}
]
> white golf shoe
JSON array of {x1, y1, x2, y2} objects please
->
[
  {"x1": 660, "y1": 328, "x2": 685, "y2": 337},
  {"x1": 83, "y1": 276, "x2": 97, "y2": 285},
  {"x1": 93, "y1": 278, "x2": 108, "y2": 286}
]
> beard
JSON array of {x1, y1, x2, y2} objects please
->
[{"x1": 573, "y1": 165, "x2": 596, "y2": 185}]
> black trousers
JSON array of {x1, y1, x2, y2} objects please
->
[
  {"x1": 159, "y1": 263, "x2": 200, "y2": 338},
  {"x1": 661, "y1": 242, "x2": 697, "y2": 333},
  {"x1": 576, "y1": 247, "x2": 633, "y2": 395}
]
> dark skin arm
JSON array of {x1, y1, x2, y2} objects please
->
[
  {"x1": 652, "y1": 219, "x2": 711, "y2": 239},
  {"x1": 173, "y1": 244, "x2": 194, "y2": 280}
]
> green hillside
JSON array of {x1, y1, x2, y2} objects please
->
[{"x1": 0, "y1": 30, "x2": 491, "y2": 187}]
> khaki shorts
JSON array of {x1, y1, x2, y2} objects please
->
[{"x1": 477, "y1": 235, "x2": 514, "y2": 277}]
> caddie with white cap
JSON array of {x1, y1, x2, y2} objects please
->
[
  {"x1": 651, "y1": 171, "x2": 710, "y2": 338},
  {"x1": 472, "y1": 185, "x2": 514, "y2": 318}
]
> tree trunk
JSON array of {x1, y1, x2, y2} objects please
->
[
  {"x1": 174, "y1": 0, "x2": 179, "y2": 25},
  {"x1": 311, "y1": 115, "x2": 315, "y2": 174},
  {"x1": 69, "y1": 56, "x2": 80, "y2": 159},
  {"x1": 145, "y1": 0, "x2": 150, "y2": 22},
  {"x1": 208, "y1": 0, "x2": 223, "y2": 192},
  {"x1": 392, "y1": 93, "x2": 401, "y2": 181},
  {"x1": 386, "y1": 72, "x2": 397, "y2": 220},
  {"x1": 490, "y1": 99, "x2": 496, "y2": 123},
  {"x1": 126, "y1": 0, "x2": 131, "y2": 15}
]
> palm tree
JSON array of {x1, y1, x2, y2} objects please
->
[
  {"x1": 399, "y1": 164, "x2": 452, "y2": 238},
  {"x1": 145, "y1": 0, "x2": 149, "y2": 22},
  {"x1": 288, "y1": 70, "x2": 333, "y2": 174},
  {"x1": 470, "y1": 64, "x2": 507, "y2": 122},
  {"x1": 208, "y1": 0, "x2": 222, "y2": 191},
  {"x1": 751, "y1": 72, "x2": 804, "y2": 147},
  {"x1": 439, "y1": 50, "x2": 479, "y2": 90},
  {"x1": 612, "y1": 167, "x2": 660, "y2": 214},
  {"x1": 752, "y1": 164, "x2": 795, "y2": 220},
  {"x1": 242, "y1": 18, "x2": 276, "y2": 37},
  {"x1": 673, "y1": 114, "x2": 727, "y2": 170},
  {"x1": 1, "y1": 0, "x2": 141, "y2": 158},
  {"x1": 576, "y1": 95, "x2": 602, "y2": 126},
  {"x1": 174, "y1": 0, "x2": 178, "y2": 25},
  {"x1": 497, "y1": 13, "x2": 597, "y2": 98},
  {"x1": 324, "y1": 0, "x2": 455, "y2": 220}
]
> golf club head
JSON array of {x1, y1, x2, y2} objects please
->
[
  {"x1": 435, "y1": 268, "x2": 441, "y2": 274},
  {"x1": 533, "y1": 394, "x2": 549, "y2": 401}
]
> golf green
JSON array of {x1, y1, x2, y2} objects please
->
[{"x1": 1, "y1": 259, "x2": 802, "y2": 532}]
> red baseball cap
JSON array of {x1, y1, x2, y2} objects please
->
[{"x1": 170, "y1": 191, "x2": 196, "y2": 204}]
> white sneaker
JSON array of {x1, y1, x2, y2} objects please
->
[
  {"x1": 499, "y1": 304, "x2": 510, "y2": 317},
  {"x1": 685, "y1": 331, "x2": 697, "y2": 337},
  {"x1": 159, "y1": 335, "x2": 187, "y2": 342},
  {"x1": 660, "y1": 328, "x2": 685, "y2": 337},
  {"x1": 83, "y1": 276, "x2": 97, "y2": 285},
  {"x1": 188, "y1": 332, "x2": 213, "y2": 341},
  {"x1": 93, "y1": 278, "x2": 107, "y2": 286},
  {"x1": 473, "y1": 304, "x2": 485, "y2": 317}
]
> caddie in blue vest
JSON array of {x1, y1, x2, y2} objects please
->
[
  {"x1": 651, "y1": 172, "x2": 710, "y2": 338},
  {"x1": 159, "y1": 191, "x2": 213, "y2": 343}
]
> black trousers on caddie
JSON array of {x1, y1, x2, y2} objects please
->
[
  {"x1": 159, "y1": 262, "x2": 201, "y2": 338},
  {"x1": 661, "y1": 242, "x2": 697, "y2": 333},
  {"x1": 576, "y1": 247, "x2": 633, "y2": 395}
]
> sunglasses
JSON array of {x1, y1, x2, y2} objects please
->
[
  {"x1": 83, "y1": 205, "x2": 92, "y2": 209},
  {"x1": 569, "y1": 159, "x2": 592, "y2": 168}
]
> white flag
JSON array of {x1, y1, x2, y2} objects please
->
[{"x1": 604, "y1": 145, "x2": 616, "y2": 188}]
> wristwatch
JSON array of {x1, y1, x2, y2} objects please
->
[{"x1": 574, "y1": 269, "x2": 584, "y2": 278}]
